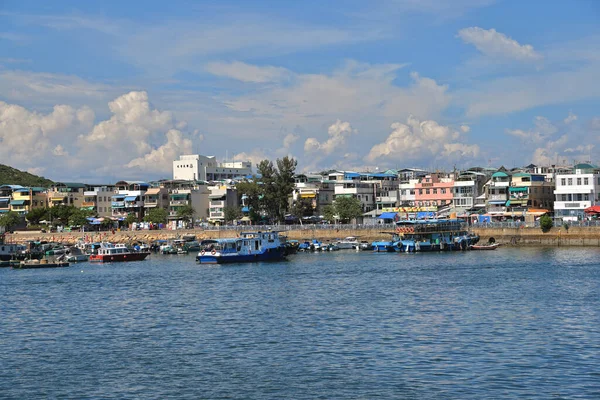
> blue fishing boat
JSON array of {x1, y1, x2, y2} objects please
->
[
  {"x1": 395, "y1": 219, "x2": 479, "y2": 252},
  {"x1": 196, "y1": 231, "x2": 286, "y2": 264},
  {"x1": 371, "y1": 232, "x2": 401, "y2": 252}
]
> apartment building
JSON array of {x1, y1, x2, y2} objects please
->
[{"x1": 554, "y1": 163, "x2": 600, "y2": 221}]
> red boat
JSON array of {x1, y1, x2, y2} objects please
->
[{"x1": 89, "y1": 243, "x2": 150, "y2": 263}]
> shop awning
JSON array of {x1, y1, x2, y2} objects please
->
[
  {"x1": 505, "y1": 200, "x2": 510, "y2": 206},
  {"x1": 584, "y1": 205, "x2": 600, "y2": 214},
  {"x1": 300, "y1": 193, "x2": 316, "y2": 198},
  {"x1": 145, "y1": 188, "x2": 161, "y2": 195},
  {"x1": 526, "y1": 209, "x2": 549, "y2": 216},
  {"x1": 509, "y1": 187, "x2": 528, "y2": 192},
  {"x1": 378, "y1": 212, "x2": 398, "y2": 219},
  {"x1": 125, "y1": 196, "x2": 137, "y2": 202},
  {"x1": 488, "y1": 200, "x2": 506, "y2": 204},
  {"x1": 10, "y1": 200, "x2": 25, "y2": 205}
]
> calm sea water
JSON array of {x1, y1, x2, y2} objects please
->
[{"x1": 1, "y1": 248, "x2": 600, "y2": 399}]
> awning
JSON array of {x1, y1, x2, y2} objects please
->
[
  {"x1": 124, "y1": 196, "x2": 137, "y2": 201},
  {"x1": 300, "y1": 193, "x2": 316, "y2": 198},
  {"x1": 240, "y1": 216, "x2": 251, "y2": 222},
  {"x1": 526, "y1": 209, "x2": 549, "y2": 216},
  {"x1": 488, "y1": 200, "x2": 506, "y2": 204},
  {"x1": 378, "y1": 212, "x2": 398, "y2": 219},
  {"x1": 51, "y1": 197, "x2": 66, "y2": 201},
  {"x1": 509, "y1": 187, "x2": 528, "y2": 192},
  {"x1": 112, "y1": 195, "x2": 125, "y2": 200},
  {"x1": 145, "y1": 188, "x2": 161, "y2": 195},
  {"x1": 80, "y1": 206, "x2": 95, "y2": 211},
  {"x1": 505, "y1": 200, "x2": 511, "y2": 206},
  {"x1": 10, "y1": 200, "x2": 25, "y2": 205},
  {"x1": 584, "y1": 205, "x2": 600, "y2": 214}
]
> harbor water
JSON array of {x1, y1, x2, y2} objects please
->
[{"x1": 1, "y1": 248, "x2": 600, "y2": 399}]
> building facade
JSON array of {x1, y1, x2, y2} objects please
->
[{"x1": 173, "y1": 154, "x2": 252, "y2": 182}]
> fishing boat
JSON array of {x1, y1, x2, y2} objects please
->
[
  {"x1": 62, "y1": 246, "x2": 89, "y2": 262},
  {"x1": 196, "y1": 231, "x2": 286, "y2": 264},
  {"x1": 395, "y1": 219, "x2": 479, "y2": 252},
  {"x1": 14, "y1": 258, "x2": 70, "y2": 269},
  {"x1": 298, "y1": 239, "x2": 322, "y2": 252},
  {"x1": 89, "y1": 243, "x2": 150, "y2": 263},
  {"x1": 336, "y1": 236, "x2": 360, "y2": 249},
  {"x1": 371, "y1": 232, "x2": 400, "y2": 252},
  {"x1": 470, "y1": 243, "x2": 500, "y2": 250}
]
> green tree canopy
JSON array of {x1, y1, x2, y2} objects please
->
[
  {"x1": 539, "y1": 214, "x2": 553, "y2": 233},
  {"x1": 26, "y1": 207, "x2": 49, "y2": 225},
  {"x1": 322, "y1": 205, "x2": 336, "y2": 223},
  {"x1": 68, "y1": 208, "x2": 95, "y2": 227},
  {"x1": 0, "y1": 211, "x2": 22, "y2": 231},
  {"x1": 223, "y1": 206, "x2": 241, "y2": 224},
  {"x1": 236, "y1": 180, "x2": 262, "y2": 223},
  {"x1": 49, "y1": 205, "x2": 77, "y2": 226},
  {"x1": 255, "y1": 156, "x2": 297, "y2": 224},
  {"x1": 291, "y1": 198, "x2": 314, "y2": 219},
  {"x1": 176, "y1": 205, "x2": 195, "y2": 224},
  {"x1": 333, "y1": 196, "x2": 363, "y2": 223},
  {"x1": 124, "y1": 213, "x2": 138, "y2": 227},
  {"x1": 143, "y1": 208, "x2": 168, "y2": 224}
]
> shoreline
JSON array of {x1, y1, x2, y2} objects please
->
[{"x1": 4, "y1": 226, "x2": 600, "y2": 247}]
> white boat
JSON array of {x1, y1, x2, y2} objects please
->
[
  {"x1": 62, "y1": 246, "x2": 89, "y2": 262},
  {"x1": 196, "y1": 231, "x2": 286, "y2": 264},
  {"x1": 336, "y1": 236, "x2": 360, "y2": 249}
]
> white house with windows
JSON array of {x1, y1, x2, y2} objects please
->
[
  {"x1": 553, "y1": 163, "x2": 600, "y2": 221},
  {"x1": 173, "y1": 154, "x2": 252, "y2": 182}
]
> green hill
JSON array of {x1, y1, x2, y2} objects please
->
[{"x1": 0, "y1": 164, "x2": 54, "y2": 187}]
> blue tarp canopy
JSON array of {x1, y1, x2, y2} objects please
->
[
  {"x1": 10, "y1": 200, "x2": 25, "y2": 205},
  {"x1": 416, "y1": 211, "x2": 436, "y2": 219},
  {"x1": 378, "y1": 212, "x2": 398, "y2": 219},
  {"x1": 241, "y1": 206, "x2": 249, "y2": 212},
  {"x1": 124, "y1": 196, "x2": 137, "y2": 201}
]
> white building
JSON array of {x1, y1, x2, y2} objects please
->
[
  {"x1": 173, "y1": 154, "x2": 252, "y2": 182},
  {"x1": 553, "y1": 163, "x2": 600, "y2": 221}
]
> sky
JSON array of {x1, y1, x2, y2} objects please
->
[{"x1": 1, "y1": 0, "x2": 599, "y2": 183}]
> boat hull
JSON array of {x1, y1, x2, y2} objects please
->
[
  {"x1": 196, "y1": 249, "x2": 285, "y2": 264},
  {"x1": 89, "y1": 252, "x2": 150, "y2": 263}
]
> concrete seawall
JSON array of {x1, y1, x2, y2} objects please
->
[{"x1": 5, "y1": 226, "x2": 600, "y2": 247}]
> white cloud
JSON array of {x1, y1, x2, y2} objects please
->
[
  {"x1": 0, "y1": 91, "x2": 199, "y2": 180},
  {"x1": 126, "y1": 129, "x2": 193, "y2": 173},
  {"x1": 457, "y1": 27, "x2": 542, "y2": 62},
  {"x1": 564, "y1": 111, "x2": 578, "y2": 124},
  {"x1": 365, "y1": 116, "x2": 479, "y2": 163},
  {"x1": 205, "y1": 61, "x2": 292, "y2": 83},
  {"x1": 304, "y1": 120, "x2": 356, "y2": 156},
  {"x1": 460, "y1": 124, "x2": 470, "y2": 133},
  {"x1": 591, "y1": 117, "x2": 600, "y2": 130},
  {"x1": 506, "y1": 116, "x2": 557, "y2": 144}
]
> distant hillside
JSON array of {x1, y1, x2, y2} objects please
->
[{"x1": 0, "y1": 165, "x2": 54, "y2": 187}]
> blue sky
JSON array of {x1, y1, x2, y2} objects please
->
[{"x1": 1, "y1": 0, "x2": 599, "y2": 182}]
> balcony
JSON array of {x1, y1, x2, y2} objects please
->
[
  {"x1": 82, "y1": 201, "x2": 96, "y2": 207},
  {"x1": 210, "y1": 200, "x2": 225, "y2": 207},
  {"x1": 491, "y1": 181, "x2": 510, "y2": 187},
  {"x1": 489, "y1": 194, "x2": 507, "y2": 201},
  {"x1": 170, "y1": 200, "x2": 189, "y2": 206}
]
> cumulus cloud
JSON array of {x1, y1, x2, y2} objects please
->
[
  {"x1": 127, "y1": 129, "x2": 193, "y2": 173},
  {"x1": 460, "y1": 124, "x2": 470, "y2": 133},
  {"x1": 457, "y1": 27, "x2": 542, "y2": 62},
  {"x1": 564, "y1": 111, "x2": 578, "y2": 124},
  {"x1": 506, "y1": 116, "x2": 558, "y2": 144},
  {"x1": 205, "y1": 61, "x2": 292, "y2": 83},
  {"x1": 0, "y1": 91, "x2": 199, "y2": 180},
  {"x1": 365, "y1": 116, "x2": 479, "y2": 164},
  {"x1": 507, "y1": 115, "x2": 594, "y2": 166},
  {"x1": 304, "y1": 120, "x2": 356, "y2": 155}
]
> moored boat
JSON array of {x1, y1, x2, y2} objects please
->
[
  {"x1": 89, "y1": 243, "x2": 150, "y2": 263},
  {"x1": 14, "y1": 258, "x2": 70, "y2": 269},
  {"x1": 395, "y1": 219, "x2": 479, "y2": 252},
  {"x1": 336, "y1": 236, "x2": 360, "y2": 249},
  {"x1": 470, "y1": 242, "x2": 501, "y2": 250},
  {"x1": 196, "y1": 231, "x2": 286, "y2": 264}
]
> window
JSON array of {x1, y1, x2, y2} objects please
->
[
  {"x1": 561, "y1": 178, "x2": 566, "y2": 186},
  {"x1": 584, "y1": 177, "x2": 589, "y2": 185},
  {"x1": 577, "y1": 178, "x2": 582, "y2": 185},
  {"x1": 426, "y1": 189, "x2": 430, "y2": 194},
  {"x1": 433, "y1": 189, "x2": 438, "y2": 194},
  {"x1": 419, "y1": 189, "x2": 423, "y2": 195},
  {"x1": 568, "y1": 178, "x2": 573, "y2": 185},
  {"x1": 441, "y1": 188, "x2": 446, "y2": 194}
]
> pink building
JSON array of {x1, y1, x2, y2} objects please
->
[{"x1": 414, "y1": 174, "x2": 454, "y2": 208}]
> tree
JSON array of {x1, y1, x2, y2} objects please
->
[
  {"x1": 144, "y1": 208, "x2": 168, "y2": 224},
  {"x1": 539, "y1": 214, "x2": 553, "y2": 232},
  {"x1": 49, "y1": 204, "x2": 76, "y2": 226},
  {"x1": 26, "y1": 207, "x2": 49, "y2": 225},
  {"x1": 334, "y1": 196, "x2": 363, "y2": 223},
  {"x1": 176, "y1": 205, "x2": 195, "y2": 226},
  {"x1": 236, "y1": 179, "x2": 262, "y2": 223},
  {"x1": 124, "y1": 213, "x2": 138, "y2": 227},
  {"x1": 291, "y1": 198, "x2": 314, "y2": 219},
  {"x1": 322, "y1": 205, "x2": 336, "y2": 223},
  {"x1": 257, "y1": 159, "x2": 278, "y2": 221},
  {"x1": 274, "y1": 156, "x2": 297, "y2": 222},
  {"x1": 68, "y1": 208, "x2": 95, "y2": 227},
  {"x1": 223, "y1": 206, "x2": 241, "y2": 224},
  {"x1": 0, "y1": 211, "x2": 22, "y2": 231}
]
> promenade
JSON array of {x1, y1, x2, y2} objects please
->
[{"x1": 5, "y1": 224, "x2": 600, "y2": 247}]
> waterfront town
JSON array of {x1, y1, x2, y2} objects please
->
[{"x1": 1, "y1": 153, "x2": 599, "y2": 233}]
